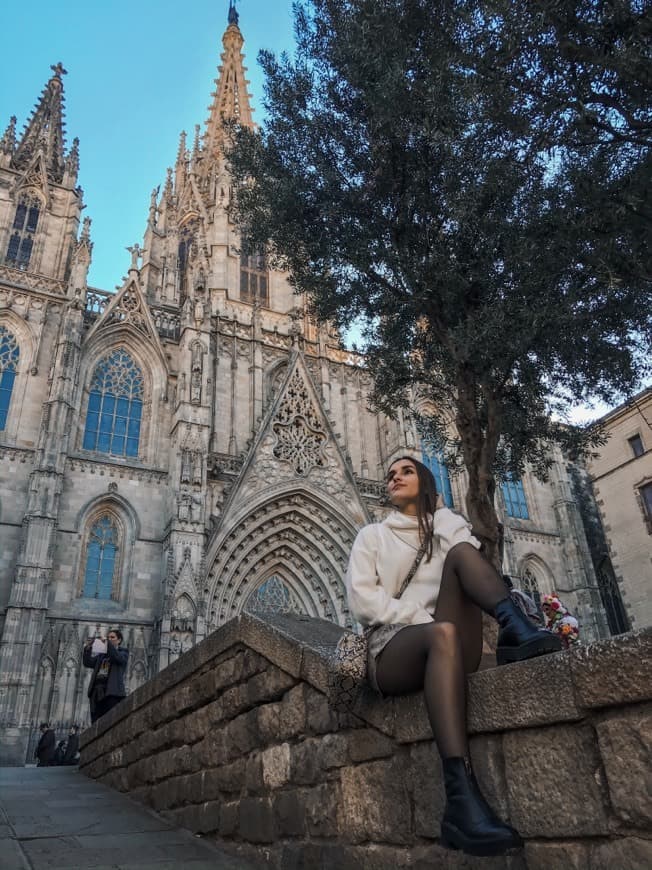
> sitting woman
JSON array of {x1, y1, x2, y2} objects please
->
[{"x1": 345, "y1": 456, "x2": 561, "y2": 856}]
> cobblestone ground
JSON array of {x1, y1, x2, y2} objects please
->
[{"x1": 0, "y1": 766, "x2": 259, "y2": 870}]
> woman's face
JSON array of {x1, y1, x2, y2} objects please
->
[{"x1": 387, "y1": 459, "x2": 420, "y2": 513}]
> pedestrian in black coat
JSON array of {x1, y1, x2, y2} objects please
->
[
  {"x1": 83, "y1": 629, "x2": 129, "y2": 723},
  {"x1": 62, "y1": 725, "x2": 80, "y2": 764},
  {"x1": 34, "y1": 723, "x2": 56, "y2": 766}
]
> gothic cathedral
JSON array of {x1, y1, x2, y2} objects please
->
[{"x1": 0, "y1": 5, "x2": 610, "y2": 763}]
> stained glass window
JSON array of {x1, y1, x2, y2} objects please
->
[
  {"x1": 502, "y1": 475, "x2": 529, "y2": 519},
  {"x1": 244, "y1": 576, "x2": 305, "y2": 615},
  {"x1": 5, "y1": 196, "x2": 40, "y2": 270},
  {"x1": 421, "y1": 446, "x2": 454, "y2": 507},
  {"x1": 82, "y1": 515, "x2": 119, "y2": 599},
  {"x1": 0, "y1": 326, "x2": 19, "y2": 430},
  {"x1": 83, "y1": 349, "x2": 143, "y2": 458}
]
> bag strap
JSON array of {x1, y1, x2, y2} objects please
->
[{"x1": 396, "y1": 536, "x2": 428, "y2": 599}]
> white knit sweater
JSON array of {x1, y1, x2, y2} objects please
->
[{"x1": 345, "y1": 508, "x2": 481, "y2": 627}]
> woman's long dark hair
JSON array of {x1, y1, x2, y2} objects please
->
[{"x1": 387, "y1": 456, "x2": 438, "y2": 562}]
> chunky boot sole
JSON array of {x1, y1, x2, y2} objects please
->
[
  {"x1": 496, "y1": 632, "x2": 562, "y2": 666},
  {"x1": 441, "y1": 820, "x2": 524, "y2": 856}
]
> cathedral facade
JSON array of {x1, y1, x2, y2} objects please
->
[{"x1": 0, "y1": 6, "x2": 612, "y2": 764}]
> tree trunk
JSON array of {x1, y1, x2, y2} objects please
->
[{"x1": 455, "y1": 375, "x2": 503, "y2": 666}]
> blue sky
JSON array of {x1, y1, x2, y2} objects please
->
[
  {"x1": 0, "y1": 0, "x2": 294, "y2": 292},
  {"x1": 0, "y1": 1, "x2": 636, "y2": 422}
]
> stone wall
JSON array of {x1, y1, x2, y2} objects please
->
[{"x1": 79, "y1": 614, "x2": 652, "y2": 869}]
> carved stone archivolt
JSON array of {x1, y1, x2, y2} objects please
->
[
  {"x1": 272, "y1": 368, "x2": 327, "y2": 475},
  {"x1": 206, "y1": 491, "x2": 356, "y2": 630}
]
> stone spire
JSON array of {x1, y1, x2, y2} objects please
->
[
  {"x1": 202, "y1": 2, "x2": 254, "y2": 162},
  {"x1": 12, "y1": 63, "x2": 68, "y2": 183},
  {"x1": 0, "y1": 115, "x2": 17, "y2": 154}
]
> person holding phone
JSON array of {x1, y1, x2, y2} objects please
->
[{"x1": 83, "y1": 629, "x2": 129, "y2": 723}]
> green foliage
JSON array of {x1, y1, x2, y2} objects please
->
[{"x1": 228, "y1": 0, "x2": 651, "y2": 543}]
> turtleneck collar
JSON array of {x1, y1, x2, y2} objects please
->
[{"x1": 382, "y1": 510, "x2": 422, "y2": 530}]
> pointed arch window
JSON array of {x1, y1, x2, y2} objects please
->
[
  {"x1": 83, "y1": 349, "x2": 144, "y2": 458},
  {"x1": 244, "y1": 575, "x2": 305, "y2": 615},
  {"x1": 421, "y1": 445, "x2": 454, "y2": 507},
  {"x1": 502, "y1": 475, "x2": 529, "y2": 519},
  {"x1": 240, "y1": 251, "x2": 268, "y2": 306},
  {"x1": 0, "y1": 325, "x2": 19, "y2": 430},
  {"x1": 82, "y1": 515, "x2": 119, "y2": 599},
  {"x1": 5, "y1": 195, "x2": 40, "y2": 270},
  {"x1": 521, "y1": 566, "x2": 542, "y2": 611}
]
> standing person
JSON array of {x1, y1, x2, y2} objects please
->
[
  {"x1": 34, "y1": 723, "x2": 56, "y2": 766},
  {"x1": 83, "y1": 629, "x2": 129, "y2": 723},
  {"x1": 345, "y1": 456, "x2": 561, "y2": 856},
  {"x1": 62, "y1": 725, "x2": 80, "y2": 765}
]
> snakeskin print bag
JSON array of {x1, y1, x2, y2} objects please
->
[{"x1": 327, "y1": 539, "x2": 427, "y2": 712}]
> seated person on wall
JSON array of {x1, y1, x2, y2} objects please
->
[
  {"x1": 542, "y1": 593, "x2": 581, "y2": 647},
  {"x1": 34, "y1": 722, "x2": 56, "y2": 767},
  {"x1": 345, "y1": 456, "x2": 561, "y2": 858},
  {"x1": 83, "y1": 629, "x2": 129, "y2": 724}
]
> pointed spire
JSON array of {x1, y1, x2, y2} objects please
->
[
  {"x1": 203, "y1": 4, "x2": 254, "y2": 162},
  {"x1": 176, "y1": 130, "x2": 187, "y2": 166},
  {"x1": 79, "y1": 215, "x2": 90, "y2": 242},
  {"x1": 164, "y1": 166, "x2": 174, "y2": 201},
  {"x1": 63, "y1": 136, "x2": 79, "y2": 184},
  {"x1": 69, "y1": 216, "x2": 93, "y2": 298},
  {"x1": 13, "y1": 63, "x2": 68, "y2": 184},
  {"x1": 0, "y1": 116, "x2": 17, "y2": 154}
]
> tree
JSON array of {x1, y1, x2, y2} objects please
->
[{"x1": 228, "y1": 0, "x2": 651, "y2": 566}]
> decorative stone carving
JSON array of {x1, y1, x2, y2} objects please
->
[
  {"x1": 272, "y1": 369, "x2": 327, "y2": 475},
  {"x1": 180, "y1": 450, "x2": 192, "y2": 484},
  {"x1": 192, "y1": 452, "x2": 203, "y2": 486},
  {"x1": 190, "y1": 340, "x2": 203, "y2": 404}
]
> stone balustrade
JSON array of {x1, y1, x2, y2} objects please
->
[{"x1": 79, "y1": 615, "x2": 652, "y2": 869}]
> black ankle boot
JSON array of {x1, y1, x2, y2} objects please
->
[
  {"x1": 494, "y1": 595, "x2": 562, "y2": 666},
  {"x1": 440, "y1": 757, "x2": 523, "y2": 856}
]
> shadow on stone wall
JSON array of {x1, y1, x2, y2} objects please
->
[{"x1": 79, "y1": 613, "x2": 652, "y2": 869}]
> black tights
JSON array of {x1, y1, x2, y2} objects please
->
[{"x1": 374, "y1": 543, "x2": 508, "y2": 759}]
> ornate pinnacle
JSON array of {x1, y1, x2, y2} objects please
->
[
  {"x1": 164, "y1": 167, "x2": 174, "y2": 200},
  {"x1": 176, "y1": 130, "x2": 187, "y2": 165},
  {"x1": 80, "y1": 216, "x2": 92, "y2": 243},
  {"x1": 0, "y1": 116, "x2": 17, "y2": 154},
  {"x1": 12, "y1": 63, "x2": 68, "y2": 182},
  {"x1": 65, "y1": 136, "x2": 79, "y2": 174},
  {"x1": 228, "y1": 0, "x2": 239, "y2": 26}
]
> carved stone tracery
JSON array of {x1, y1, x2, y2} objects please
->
[{"x1": 272, "y1": 369, "x2": 327, "y2": 475}]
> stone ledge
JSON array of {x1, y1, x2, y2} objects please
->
[
  {"x1": 81, "y1": 619, "x2": 652, "y2": 752},
  {"x1": 79, "y1": 616, "x2": 652, "y2": 869}
]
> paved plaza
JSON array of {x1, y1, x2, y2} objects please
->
[{"x1": 0, "y1": 766, "x2": 258, "y2": 870}]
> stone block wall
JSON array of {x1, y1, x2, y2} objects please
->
[{"x1": 79, "y1": 614, "x2": 652, "y2": 869}]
